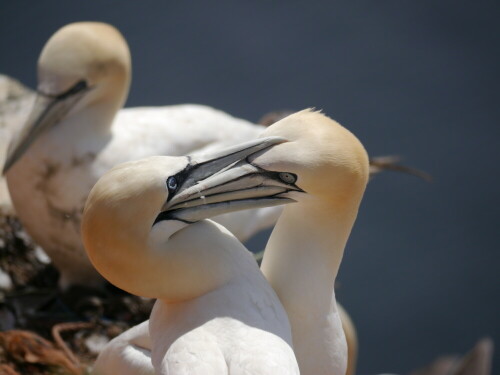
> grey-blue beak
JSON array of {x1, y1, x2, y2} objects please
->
[
  {"x1": 154, "y1": 136, "x2": 303, "y2": 225},
  {"x1": 3, "y1": 80, "x2": 89, "y2": 174}
]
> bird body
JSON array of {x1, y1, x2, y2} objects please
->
[
  {"x1": 93, "y1": 237, "x2": 299, "y2": 375},
  {"x1": 94, "y1": 298, "x2": 358, "y2": 375},
  {"x1": 148, "y1": 221, "x2": 297, "y2": 375}
]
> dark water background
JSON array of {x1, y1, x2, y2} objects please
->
[{"x1": 1, "y1": 1, "x2": 498, "y2": 373}]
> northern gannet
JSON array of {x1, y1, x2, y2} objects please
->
[
  {"x1": 2, "y1": 22, "x2": 282, "y2": 288},
  {"x1": 82, "y1": 137, "x2": 302, "y2": 374},
  {"x1": 86, "y1": 109, "x2": 367, "y2": 375},
  {"x1": 255, "y1": 109, "x2": 369, "y2": 375}
]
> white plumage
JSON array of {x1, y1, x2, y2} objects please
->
[
  {"x1": 148, "y1": 232, "x2": 299, "y2": 375},
  {"x1": 92, "y1": 321, "x2": 153, "y2": 375}
]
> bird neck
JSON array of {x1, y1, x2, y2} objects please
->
[
  {"x1": 151, "y1": 219, "x2": 257, "y2": 301},
  {"x1": 261, "y1": 196, "x2": 362, "y2": 374},
  {"x1": 262, "y1": 196, "x2": 360, "y2": 302},
  {"x1": 87, "y1": 218, "x2": 255, "y2": 301},
  {"x1": 97, "y1": 75, "x2": 130, "y2": 125},
  {"x1": 88, "y1": 79, "x2": 129, "y2": 131},
  {"x1": 61, "y1": 76, "x2": 129, "y2": 139}
]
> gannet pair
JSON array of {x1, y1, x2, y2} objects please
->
[
  {"x1": 83, "y1": 110, "x2": 369, "y2": 375},
  {"x1": 3, "y1": 22, "x2": 283, "y2": 288}
]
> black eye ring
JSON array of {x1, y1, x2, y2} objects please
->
[
  {"x1": 166, "y1": 176, "x2": 178, "y2": 192},
  {"x1": 279, "y1": 172, "x2": 297, "y2": 184}
]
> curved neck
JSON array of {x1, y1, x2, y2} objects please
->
[
  {"x1": 148, "y1": 220, "x2": 249, "y2": 301},
  {"x1": 261, "y1": 195, "x2": 362, "y2": 375},
  {"x1": 84, "y1": 77, "x2": 129, "y2": 132},
  {"x1": 262, "y1": 197, "x2": 359, "y2": 309},
  {"x1": 85, "y1": 216, "x2": 252, "y2": 301},
  {"x1": 96, "y1": 74, "x2": 130, "y2": 125},
  {"x1": 57, "y1": 74, "x2": 130, "y2": 139}
]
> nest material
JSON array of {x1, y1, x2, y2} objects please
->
[{"x1": 0, "y1": 213, "x2": 153, "y2": 374}]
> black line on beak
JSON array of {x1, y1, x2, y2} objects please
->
[
  {"x1": 153, "y1": 194, "x2": 294, "y2": 226},
  {"x1": 40, "y1": 79, "x2": 89, "y2": 101},
  {"x1": 153, "y1": 211, "x2": 193, "y2": 226}
]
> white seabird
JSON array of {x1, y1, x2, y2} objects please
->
[
  {"x1": 87, "y1": 109, "x2": 368, "y2": 375},
  {"x1": 3, "y1": 22, "x2": 281, "y2": 288},
  {"x1": 82, "y1": 137, "x2": 301, "y2": 375},
  {"x1": 255, "y1": 109, "x2": 369, "y2": 375}
]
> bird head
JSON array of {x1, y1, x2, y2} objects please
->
[
  {"x1": 3, "y1": 22, "x2": 131, "y2": 173},
  {"x1": 250, "y1": 109, "x2": 369, "y2": 209},
  {"x1": 37, "y1": 22, "x2": 130, "y2": 106}
]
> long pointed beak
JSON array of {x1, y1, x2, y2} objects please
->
[
  {"x1": 3, "y1": 81, "x2": 89, "y2": 174},
  {"x1": 154, "y1": 136, "x2": 303, "y2": 224}
]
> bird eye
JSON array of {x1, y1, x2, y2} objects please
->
[
  {"x1": 166, "y1": 176, "x2": 178, "y2": 192},
  {"x1": 279, "y1": 172, "x2": 297, "y2": 184}
]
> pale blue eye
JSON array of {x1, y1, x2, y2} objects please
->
[
  {"x1": 279, "y1": 172, "x2": 296, "y2": 184},
  {"x1": 167, "y1": 176, "x2": 178, "y2": 191}
]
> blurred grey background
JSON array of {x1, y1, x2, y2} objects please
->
[{"x1": 0, "y1": 1, "x2": 498, "y2": 373}]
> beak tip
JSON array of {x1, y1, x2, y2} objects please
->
[
  {"x1": 2, "y1": 153, "x2": 18, "y2": 175},
  {"x1": 2, "y1": 161, "x2": 11, "y2": 176}
]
